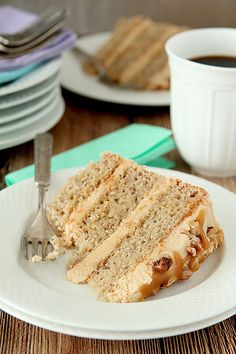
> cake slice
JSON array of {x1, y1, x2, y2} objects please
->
[
  {"x1": 47, "y1": 152, "x2": 223, "y2": 302},
  {"x1": 67, "y1": 177, "x2": 223, "y2": 303},
  {"x1": 83, "y1": 16, "x2": 185, "y2": 90}
]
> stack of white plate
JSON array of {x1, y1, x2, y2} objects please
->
[{"x1": 0, "y1": 58, "x2": 65, "y2": 150}]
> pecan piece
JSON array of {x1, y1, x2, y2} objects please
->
[
  {"x1": 207, "y1": 226, "x2": 213, "y2": 233},
  {"x1": 175, "y1": 178, "x2": 181, "y2": 186},
  {"x1": 189, "y1": 220, "x2": 201, "y2": 236},
  {"x1": 185, "y1": 246, "x2": 197, "y2": 257},
  {"x1": 206, "y1": 226, "x2": 219, "y2": 240},
  {"x1": 186, "y1": 241, "x2": 203, "y2": 257},
  {"x1": 189, "y1": 189, "x2": 198, "y2": 198},
  {"x1": 181, "y1": 270, "x2": 192, "y2": 280},
  {"x1": 152, "y1": 257, "x2": 172, "y2": 273}
]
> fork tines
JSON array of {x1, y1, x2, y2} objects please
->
[
  {"x1": 0, "y1": 7, "x2": 69, "y2": 57},
  {"x1": 22, "y1": 237, "x2": 53, "y2": 261}
]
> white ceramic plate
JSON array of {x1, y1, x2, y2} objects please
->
[
  {"x1": 0, "y1": 74, "x2": 59, "y2": 110},
  {"x1": 0, "y1": 94, "x2": 59, "y2": 134},
  {"x1": 0, "y1": 58, "x2": 60, "y2": 97},
  {"x1": 0, "y1": 168, "x2": 235, "y2": 339},
  {"x1": 0, "y1": 95, "x2": 64, "y2": 150},
  {"x1": 0, "y1": 89, "x2": 58, "y2": 124},
  {"x1": 61, "y1": 33, "x2": 170, "y2": 106},
  {"x1": 0, "y1": 297, "x2": 234, "y2": 340}
]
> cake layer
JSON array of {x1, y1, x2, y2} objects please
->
[
  {"x1": 64, "y1": 159, "x2": 159, "y2": 259},
  {"x1": 131, "y1": 54, "x2": 168, "y2": 90},
  {"x1": 98, "y1": 16, "x2": 152, "y2": 69},
  {"x1": 105, "y1": 22, "x2": 167, "y2": 82},
  {"x1": 47, "y1": 152, "x2": 123, "y2": 233},
  {"x1": 117, "y1": 25, "x2": 183, "y2": 86}
]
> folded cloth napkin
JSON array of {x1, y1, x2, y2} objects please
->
[
  {"x1": 5, "y1": 124, "x2": 176, "y2": 186},
  {"x1": 0, "y1": 62, "x2": 40, "y2": 85},
  {"x1": 0, "y1": 6, "x2": 76, "y2": 70}
]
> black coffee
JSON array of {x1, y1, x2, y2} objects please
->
[{"x1": 190, "y1": 55, "x2": 236, "y2": 68}]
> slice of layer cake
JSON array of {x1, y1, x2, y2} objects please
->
[
  {"x1": 83, "y1": 16, "x2": 185, "y2": 90},
  {"x1": 67, "y1": 176, "x2": 223, "y2": 303}
]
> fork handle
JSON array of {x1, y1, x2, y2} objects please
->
[{"x1": 34, "y1": 133, "x2": 53, "y2": 188}]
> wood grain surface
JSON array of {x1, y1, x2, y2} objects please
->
[{"x1": 0, "y1": 90, "x2": 235, "y2": 354}]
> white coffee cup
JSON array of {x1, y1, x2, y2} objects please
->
[{"x1": 165, "y1": 28, "x2": 236, "y2": 177}]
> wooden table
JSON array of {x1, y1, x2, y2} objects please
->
[{"x1": 0, "y1": 89, "x2": 235, "y2": 354}]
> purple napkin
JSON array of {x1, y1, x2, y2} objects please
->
[{"x1": 0, "y1": 5, "x2": 76, "y2": 70}]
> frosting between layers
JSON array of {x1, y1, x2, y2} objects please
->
[{"x1": 66, "y1": 176, "x2": 168, "y2": 283}]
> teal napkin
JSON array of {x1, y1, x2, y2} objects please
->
[
  {"x1": 0, "y1": 62, "x2": 40, "y2": 85},
  {"x1": 5, "y1": 123, "x2": 176, "y2": 186}
]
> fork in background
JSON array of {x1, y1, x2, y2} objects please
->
[{"x1": 0, "y1": 7, "x2": 69, "y2": 50}]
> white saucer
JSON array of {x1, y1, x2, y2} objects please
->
[
  {"x1": 0, "y1": 95, "x2": 64, "y2": 149},
  {"x1": 0, "y1": 74, "x2": 59, "y2": 110},
  {"x1": 61, "y1": 33, "x2": 170, "y2": 106},
  {"x1": 0, "y1": 168, "x2": 235, "y2": 338},
  {"x1": 0, "y1": 93, "x2": 59, "y2": 134},
  {"x1": 0, "y1": 58, "x2": 60, "y2": 97},
  {"x1": 0, "y1": 89, "x2": 58, "y2": 124}
]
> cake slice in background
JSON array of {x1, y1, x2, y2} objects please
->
[{"x1": 83, "y1": 16, "x2": 186, "y2": 90}]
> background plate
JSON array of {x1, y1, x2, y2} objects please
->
[{"x1": 61, "y1": 33, "x2": 170, "y2": 106}]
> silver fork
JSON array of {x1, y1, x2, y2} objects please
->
[
  {"x1": 0, "y1": 22, "x2": 64, "y2": 57},
  {"x1": 22, "y1": 133, "x2": 56, "y2": 262},
  {"x1": 0, "y1": 7, "x2": 69, "y2": 47}
]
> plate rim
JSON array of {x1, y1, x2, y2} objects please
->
[
  {"x1": 1, "y1": 298, "x2": 235, "y2": 339},
  {"x1": 0, "y1": 167, "x2": 235, "y2": 334},
  {"x1": 0, "y1": 96, "x2": 65, "y2": 149},
  {"x1": 0, "y1": 58, "x2": 60, "y2": 97},
  {"x1": 0, "y1": 74, "x2": 59, "y2": 110},
  {"x1": 0, "y1": 93, "x2": 58, "y2": 134},
  {"x1": 0, "y1": 88, "x2": 58, "y2": 124}
]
